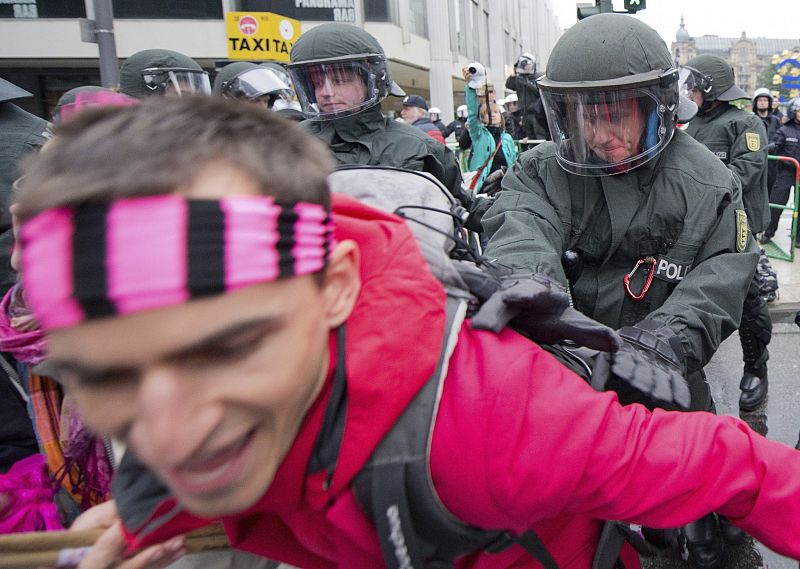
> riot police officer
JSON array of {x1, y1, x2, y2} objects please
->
[
  {"x1": 287, "y1": 23, "x2": 464, "y2": 203},
  {"x1": 680, "y1": 54, "x2": 772, "y2": 413},
  {"x1": 484, "y1": 14, "x2": 757, "y2": 568}
]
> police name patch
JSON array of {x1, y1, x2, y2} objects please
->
[
  {"x1": 736, "y1": 209, "x2": 749, "y2": 253},
  {"x1": 654, "y1": 257, "x2": 691, "y2": 283},
  {"x1": 745, "y1": 132, "x2": 761, "y2": 152}
]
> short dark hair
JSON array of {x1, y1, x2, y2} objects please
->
[{"x1": 17, "y1": 96, "x2": 333, "y2": 219}]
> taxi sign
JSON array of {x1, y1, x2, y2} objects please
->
[{"x1": 226, "y1": 12, "x2": 300, "y2": 62}]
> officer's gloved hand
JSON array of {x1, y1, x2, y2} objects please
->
[
  {"x1": 471, "y1": 273, "x2": 622, "y2": 352},
  {"x1": 481, "y1": 166, "x2": 506, "y2": 196},
  {"x1": 590, "y1": 320, "x2": 690, "y2": 410},
  {"x1": 463, "y1": 196, "x2": 493, "y2": 233}
]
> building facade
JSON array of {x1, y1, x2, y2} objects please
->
[
  {"x1": 0, "y1": 0, "x2": 562, "y2": 122},
  {"x1": 672, "y1": 17, "x2": 800, "y2": 100}
]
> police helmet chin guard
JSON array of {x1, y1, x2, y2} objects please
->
[
  {"x1": 287, "y1": 53, "x2": 392, "y2": 121},
  {"x1": 142, "y1": 67, "x2": 211, "y2": 97},
  {"x1": 539, "y1": 68, "x2": 681, "y2": 176}
]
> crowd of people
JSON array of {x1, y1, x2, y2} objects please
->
[{"x1": 1, "y1": 12, "x2": 800, "y2": 569}]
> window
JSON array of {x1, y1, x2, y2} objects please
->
[
  {"x1": 113, "y1": 0, "x2": 223, "y2": 19},
  {"x1": 241, "y1": 0, "x2": 356, "y2": 23},
  {"x1": 469, "y1": 0, "x2": 478, "y2": 60},
  {"x1": 365, "y1": 0, "x2": 395, "y2": 22},
  {"x1": 409, "y1": 0, "x2": 427, "y2": 38},
  {"x1": 0, "y1": 0, "x2": 85, "y2": 18}
]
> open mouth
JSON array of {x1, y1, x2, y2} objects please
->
[{"x1": 169, "y1": 428, "x2": 257, "y2": 495}]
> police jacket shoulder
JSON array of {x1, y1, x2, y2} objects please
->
[
  {"x1": 659, "y1": 129, "x2": 740, "y2": 198},
  {"x1": 0, "y1": 102, "x2": 49, "y2": 155}
]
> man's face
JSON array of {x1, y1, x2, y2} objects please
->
[
  {"x1": 45, "y1": 163, "x2": 359, "y2": 518},
  {"x1": 580, "y1": 98, "x2": 645, "y2": 163},
  {"x1": 687, "y1": 87, "x2": 705, "y2": 109},
  {"x1": 755, "y1": 96, "x2": 770, "y2": 111},
  {"x1": 506, "y1": 101, "x2": 518, "y2": 113},
  {"x1": 311, "y1": 66, "x2": 367, "y2": 113},
  {"x1": 400, "y1": 105, "x2": 424, "y2": 122}
]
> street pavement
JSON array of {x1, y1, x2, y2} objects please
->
[{"x1": 643, "y1": 231, "x2": 800, "y2": 569}]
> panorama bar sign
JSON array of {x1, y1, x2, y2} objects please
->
[{"x1": 226, "y1": 11, "x2": 301, "y2": 62}]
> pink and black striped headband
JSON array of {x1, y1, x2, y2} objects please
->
[{"x1": 20, "y1": 194, "x2": 335, "y2": 331}]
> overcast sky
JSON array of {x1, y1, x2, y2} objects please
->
[{"x1": 554, "y1": 0, "x2": 800, "y2": 49}]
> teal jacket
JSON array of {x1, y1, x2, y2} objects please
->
[{"x1": 465, "y1": 85, "x2": 516, "y2": 192}]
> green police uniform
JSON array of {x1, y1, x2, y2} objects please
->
[
  {"x1": 301, "y1": 107, "x2": 463, "y2": 201},
  {"x1": 681, "y1": 54, "x2": 772, "y2": 413},
  {"x1": 684, "y1": 104, "x2": 770, "y2": 233},
  {"x1": 483, "y1": 130, "x2": 758, "y2": 408}
]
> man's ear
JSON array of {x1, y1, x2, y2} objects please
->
[{"x1": 322, "y1": 240, "x2": 361, "y2": 328}]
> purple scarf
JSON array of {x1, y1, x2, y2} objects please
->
[{"x1": 0, "y1": 284, "x2": 47, "y2": 365}]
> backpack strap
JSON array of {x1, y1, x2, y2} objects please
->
[{"x1": 353, "y1": 297, "x2": 560, "y2": 569}]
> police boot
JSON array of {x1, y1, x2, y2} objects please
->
[
  {"x1": 682, "y1": 514, "x2": 723, "y2": 569},
  {"x1": 738, "y1": 326, "x2": 769, "y2": 412},
  {"x1": 717, "y1": 515, "x2": 746, "y2": 545}
]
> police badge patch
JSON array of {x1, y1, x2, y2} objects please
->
[
  {"x1": 745, "y1": 132, "x2": 761, "y2": 152},
  {"x1": 736, "y1": 209, "x2": 749, "y2": 253}
]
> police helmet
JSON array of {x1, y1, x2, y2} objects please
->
[
  {"x1": 788, "y1": 97, "x2": 800, "y2": 120},
  {"x1": 429, "y1": 106, "x2": 442, "y2": 119},
  {"x1": 752, "y1": 87, "x2": 773, "y2": 108},
  {"x1": 287, "y1": 23, "x2": 405, "y2": 120},
  {"x1": 680, "y1": 54, "x2": 748, "y2": 104},
  {"x1": 120, "y1": 49, "x2": 210, "y2": 99},
  {"x1": 539, "y1": 13, "x2": 695, "y2": 176},
  {"x1": 213, "y1": 62, "x2": 292, "y2": 109},
  {"x1": 456, "y1": 104, "x2": 468, "y2": 119}
]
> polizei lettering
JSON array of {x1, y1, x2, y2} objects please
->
[
  {"x1": 654, "y1": 257, "x2": 691, "y2": 283},
  {"x1": 386, "y1": 505, "x2": 413, "y2": 569}
]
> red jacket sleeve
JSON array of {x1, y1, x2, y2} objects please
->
[{"x1": 432, "y1": 325, "x2": 800, "y2": 559}]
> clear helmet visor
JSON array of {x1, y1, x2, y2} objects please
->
[
  {"x1": 540, "y1": 86, "x2": 676, "y2": 176},
  {"x1": 678, "y1": 66, "x2": 711, "y2": 100},
  {"x1": 142, "y1": 68, "x2": 211, "y2": 97},
  {"x1": 223, "y1": 68, "x2": 292, "y2": 108},
  {"x1": 288, "y1": 58, "x2": 380, "y2": 120}
]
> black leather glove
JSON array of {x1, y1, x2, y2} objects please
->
[
  {"x1": 463, "y1": 196, "x2": 493, "y2": 233},
  {"x1": 481, "y1": 166, "x2": 506, "y2": 196},
  {"x1": 471, "y1": 273, "x2": 622, "y2": 352},
  {"x1": 591, "y1": 320, "x2": 690, "y2": 410}
]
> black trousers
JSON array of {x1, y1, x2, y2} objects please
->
[{"x1": 764, "y1": 171, "x2": 798, "y2": 241}]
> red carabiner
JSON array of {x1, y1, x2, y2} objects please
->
[{"x1": 624, "y1": 256, "x2": 656, "y2": 301}]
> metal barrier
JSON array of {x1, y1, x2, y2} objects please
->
[{"x1": 763, "y1": 155, "x2": 800, "y2": 262}]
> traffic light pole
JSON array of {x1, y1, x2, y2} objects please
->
[
  {"x1": 80, "y1": 0, "x2": 120, "y2": 89},
  {"x1": 577, "y1": 0, "x2": 645, "y2": 20}
]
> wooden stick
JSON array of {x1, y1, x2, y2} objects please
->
[{"x1": 0, "y1": 523, "x2": 229, "y2": 568}]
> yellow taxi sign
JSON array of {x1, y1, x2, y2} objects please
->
[{"x1": 226, "y1": 12, "x2": 300, "y2": 62}]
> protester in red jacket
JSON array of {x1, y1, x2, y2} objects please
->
[{"x1": 15, "y1": 97, "x2": 800, "y2": 569}]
